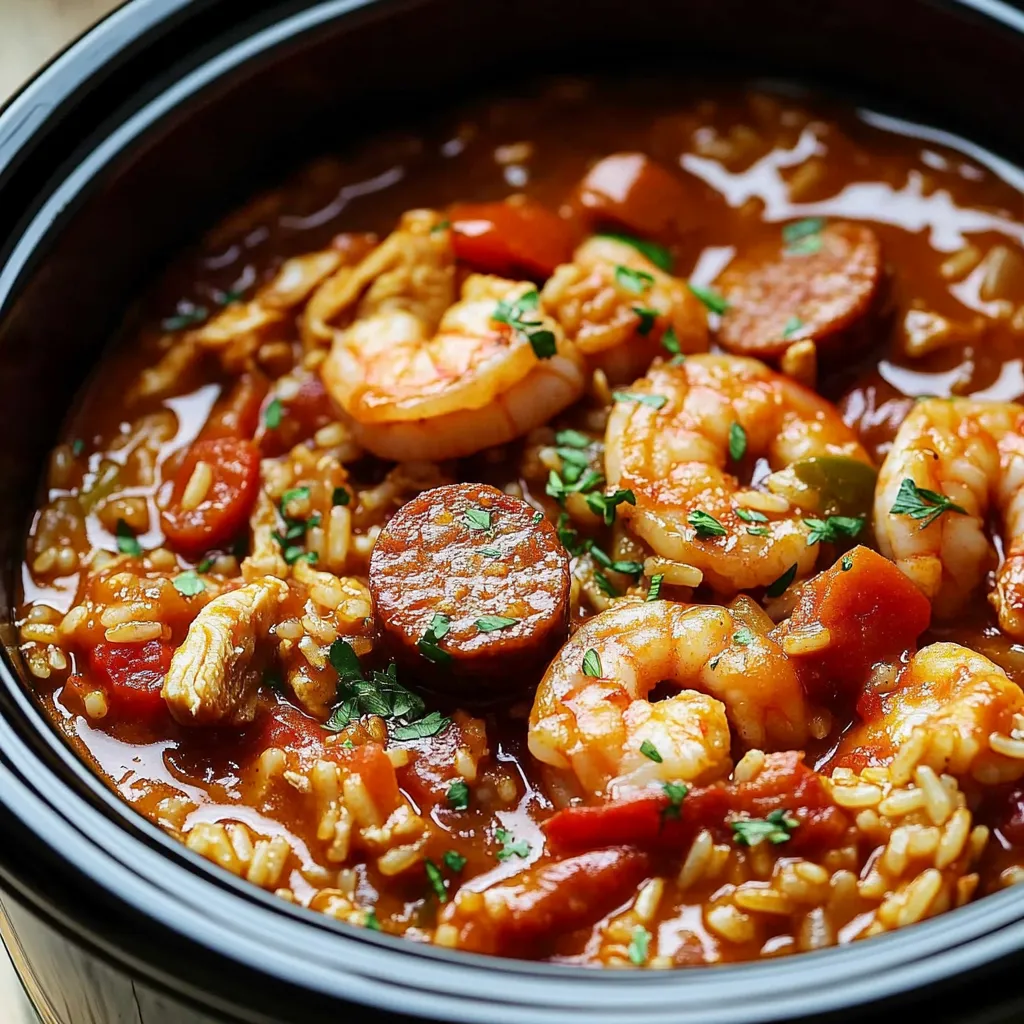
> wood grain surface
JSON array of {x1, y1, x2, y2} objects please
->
[{"x1": 1, "y1": 2, "x2": 121, "y2": 1016}]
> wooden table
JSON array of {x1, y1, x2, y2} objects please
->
[{"x1": 1, "y1": 4, "x2": 121, "y2": 1016}]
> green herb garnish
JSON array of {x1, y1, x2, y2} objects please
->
[
  {"x1": 804, "y1": 515, "x2": 864, "y2": 546},
  {"x1": 393, "y1": 710, "x2": 452, "y2": 740},
  {"x1": 841, "y1": 554, "x2": 854, "y2": 571},
  {"x1": 733, "y1": 626, "x2": 755, "y2": 646},
  {"x1": 728, "y1": 422, "x2": 747, "y2": 462},
  {"x1": 632, "y1": 306, "x2": 659, "y2": 336},
  {"x1": 475, "y1": 615, "x2": 518, "y2": 633},
  {"x1": 443, "y1": 850, "x2": 467, "y2": 873},
  {"x1": 332, "y1": 487, "x2": 350, "y2": 506},
  {"x1": 597, "y1": 233, "x2": 673, "y2": 272},
  {"x1": 115, "y1": 518, "x2": 142, "y2": 557},
  {"x1": 447, "y1": 780, "x2": 470, "y2": 811},
  {"x1": 555, "y1": 428, "x2": 590, "y2": 449},
  {"x1": 492, "y1": 289, "x2": 556, "y2": 359},
  {"x1": 687, "y1": 282, "x2": 729, "y2": 314},
  {"x1": 582, "y1": 649, "x2": 603, "y2": 677},
  {"x1": 646, "y1": 574, "x2": 664, "y2": 601},
  {"x1": 418, "y1": 613, "x2": 453, "y2": 665},
  {"x1": 585, "y1": 487, "x2": 636, "y2": 526},
  {"x1": 782, "y1": 315, "x2": 804, "y2": 339},
  {"x1": 662, "y1": 781, "x2": 689, "y2": 819},
  {"x1": 736, "y1": 508, "x2": 768, "y2": 523},
  {"x1": 627, "y1": 926, "x2": 651, "y2": 966},
  {"x1": 688, "y1": 509, "x2": 726, "y2": 538},
  {"x1": 640, "y1": 739, "x2": 663, "y2": 763},
  {"x1": 425, "y1": 860, "x2": 448, "y2": 903},
  {"x1": 889, "y1": 477, "x2": 967, "y2": 530},
  {"x1": 263, "y1": 398, "x2": 283, "y2": 429},
  {"x1": 172, "y1": 570, "x2": 205, "y2": 596},
  {"x1": 461, "y1": 507, "x2": 492, "y2": 532},
  {"x1": 612, "y1": 390, "x2": 668, "y2": 410},
  {"x1": 766, "y1": 564, "x2": 798, "y2": 598},
  {"x1": 731, "y1": 809, "x2": 799, "y2": 847},
  {"x1": 495, "y1": 828, "x2": 530, "y2": 861},
  {"x1": 614, "y1": 265, "x2": 655, "y2": 295}
]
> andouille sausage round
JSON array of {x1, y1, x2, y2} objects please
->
[{"x1": 369, "y1": 483, "x2": 570, "y2": 697}]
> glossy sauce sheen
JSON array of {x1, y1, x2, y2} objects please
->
[{"x1": 18, "y1": 80, "x2": 1024, "y2": 965}]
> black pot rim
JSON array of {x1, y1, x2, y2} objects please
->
[{"x1": 4, "y1": 1, "x2": 1024, "y2": 1020}]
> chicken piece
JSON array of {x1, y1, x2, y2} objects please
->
[
  {"x1": 302, "y1": 210, "x2": 456, "y2": 348},
  {"x1": 162, "y1": 576, "x2": 288, "y2": 725}
]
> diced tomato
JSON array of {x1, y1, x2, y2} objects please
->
[
  {"x1": 573, "y1": 152, "x2": 695, "y2": 239},
  {"x1": 200, "y1": 372, "x2": 269, "y2": 441},
  {"x1": 449, "y1": 199, "x2": 576, "y2": 278},
  {"x1": 256, "y1": 372, "x2": 338, "y2": 457},
  {"x1": 161, "y1": 436, "x2": 260, "y2": 556},
  {"x1": 328, "y1": 741, "x2": 402, "y2": 817},
  {"x1": 544, "y1": 751, "x2": 844, "y2": 855},
  {"x1": 88, "y1": 639, "x2": 174, "y2": 721},
  {"x1": 256, "y1": 700, "x2": 329, "y2": 756},
  {"x1": 774, "y1": 546, "x2": 931, "y2": 701}
]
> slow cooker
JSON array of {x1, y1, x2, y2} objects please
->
[{"x1": 3, "y1": 1, "x2": 1024, "y2": 1020}]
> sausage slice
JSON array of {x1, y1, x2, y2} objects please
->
[
  {"x1": 718, "y1": 221, "x2": 883, "y2": 359},
  {"x1": 369, "y1": 483, "x2": 570, "y2": 698}
]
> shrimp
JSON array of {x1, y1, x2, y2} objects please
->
[
  {"x1": 873, "y1": 398, "x2": 1024, "y2": 637},
  {"x1": 318, "y1": 211, "x2": 585, "y2": 461},
  {"x1": 604, "y1": 354, "x2": 870, "y2": 592},
  {"x1": 528, "y1": 599, "x2": 810, "y2": 797},
  {"x1": 837, "y1": 642, "x2": 1024, "y2": 785},
  {"x1": 541, "y1": 235, "x2": 708, "y2": 384}
]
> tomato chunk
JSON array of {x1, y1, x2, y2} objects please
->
[
  {"x1": 256, "y1": 372, "x2": 338, "y2": 457},
  {"x1": 449, "y1": 199, "x2": 576, "y2": 279},
  {"x1": 88, "y1": 639, "x2": 174, "y2": 721},
  {"x1": 573, "y1": 152, "x2": 695, "y2": 239},
  {"x1": 161, "y1": 436, "x2": 260, "y2": 556},
  {"x1": 200, "y1": 372, "x2": 269, "y2": 441},
  {"x1": 544, "y1": 751, "x2": 844, "y2": 855},
  {"x1": 773, "y1": 546, "x2": 931, "y2": 700}
]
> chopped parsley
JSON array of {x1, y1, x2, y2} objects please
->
[
  {"x1": 803, "y1": 515, "x2": 864, "y2": 546},
  {"x1": 640, "y1": 739, "x2": 663, "y2": 763},
  {"x1": 71, "y1": 438, "x2": 84, "y2": 457},
  {"x1": 447, "y1": 780, "x2": 470, "y2": 810},
  {"x1": 546, "y1": 467, "x2": 604, "y2": 505},
  {"x1": 597, "y1": 233, "x2": 673, "y2": 272},
  {"x1": 646, "y1": 574, "x2": 664, "y2": 601},
  {"x1": 557, "y1": 446, "x2": 591, "y2": 470},
  {"x1": 495, "y1": 827, "x2": 530, "y2": 861},
  {"x1": 365, "y1": 909, "x2": 381, "y2": 931},
  {"x1": 196, "y1": 556, "x2": 215, "y2": 573},
  {"x1": 332, "y1": 486, "x2": 351, "y2": 506},
  {"x1": 492, "y1": 289, "x2": 556, "y2": 359},
  {"x1": 687, "y1": 509, "x2": 727, "y2": 538},
  {"x1": 115, "y1": 518, "x2": 142, "y2": 557},
  {"x1": 736, "y1": 508, "x2": 768, "y2": 524},
  {"x1": 746, "y1": 526, "x2": 770, "y2": 537},
  {"x1": 632, "y1": 306, "x2": 659, "y2": 336},
  {"x1": 324, "y1": 640, "x2": 450, "y2": 741},
  {"x1": 594, "y1": 570, "x2": 618, "y2": 598},
  {"x1": 461, "y1": 506, "x2": 492, "y2": 532},
  {"x1": 418, "y1": 613, "x2": 453, "y2": 665},
  {"x1": 481, "y1": 546, "x2": 501, "y2": 558},
  {"x1": 614, "y1": 265, "x2": 655, "y2": 295},
  {"x1": 393, "y1": 710, "x2": 452, "y2": 740},
  {"x1": 841, "y1": 554, "x2": 854, "y2": 571},
  {"x1": 782, "y1": 315, "x2": 805, "y2": 339},
  {"x1": 585, "y1": 487, "x2": 636, "y2": 526},
  {"x1": 262, "y1": 398, "x2": 283, "y2": 429},
  {"x1": 730, "y1": 809, "x2": 799, "y2": 847},
  {"x1": 475, "y1": 615, "x2": 518, "y2": 633},
  {"x1": 431, "y1": 219, "x2": 451, "y2": 233},
  {"x1": 766, "y1": 563, "x2": 798, "y2": 598},
  {"x1": 160, "y1": 305, "x2": 208, "y2": 332},
  {"x1": 728, "y1": 422, "x2": 747, "y2": 462},
  {"x1": 889, "y1": 477, "x2": 967, "y2": 530},
  {"x1": 733, "y1": 626, "x2": 755, "y2": 646},
  {"x1": 662, "y1": 781, "x2": 689, "y2": 820},
  {"x1": 425, "y1": 859, "x2": 448, "y2": 903},
  {"x1": 532, "y1": 510, "x2": 544, "y2": 525},
  {"x1": 172, "y1": 570, "x2": 205, "y2": 596},
  {"x1": 687, "y1": 282, "x2": 729, "y2": 314},
  {"x1": 661, "y1": 326, "x2": 681, "y2": 357},
  {"x1": 443, "y1": 850, "x2": 467, "y2": 873},
  {"x1": 627, "y1": 926, "x2": 651, "y2": 966},
  {"x1": 555, "y1": 428, "x2": 590, "y2": 449},
  {"x1": 612, "y1": 390, "x2": 668, "y2": 410},
  {"x1": 590, "y1": 545, "x2": 643, "y2": 578},
  {"x1": 783, "y1": 217, "x2": 825, "y2": 256},
  {"x1": 582, "y1": 648, "x2": 603, "y2": 677}
]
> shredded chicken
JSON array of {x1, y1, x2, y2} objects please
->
[{"x1": 162, "y1": 576, "x2": 288, "y2": 725}]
